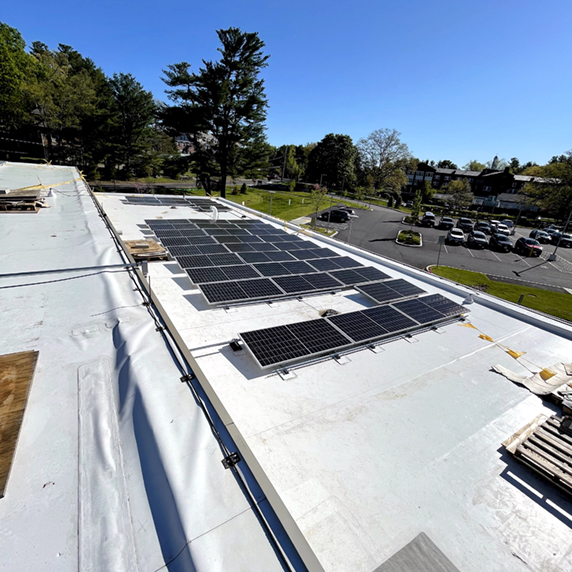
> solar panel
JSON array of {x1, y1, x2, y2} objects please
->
[
  {"x1": 240, "y1": 326, "x2": 309, "y2": 367},
  {"x1": 159, "y1": 236, "x2": 191, "y2": 247},
  {"x1": 280, "y1": 260, "x2": 316, "y2": 274},
  {"x1": 240, "y1": 235, "x2": 264, "y2": 243},
  {"x1": 286, "y1": 320, "x2": 351, "y2": 354},
  {"x1": 238, "y1": 252, "x2": 271, "y2": 263},
  {"x1": 196, "y1": 244, "x2": 230, "y2": 255},
  {"x1": 264, "y1": 235, "x2": 288, "y2": 243},
  {"x1": 215, "y1": 235, "x2": 242, "y2": 244},
  {"x1": 167, "y1": 245, "x2": 201, "y2": 257},
  {"x1": 417, "y1": 294, "x2": 467, "y2": 318},
  {"x1": 249, "y1": 243, "x2": 279, "y2": 252},
  {"x1": 263, "y1": 251, "x2": 296, "y2": 262},
  {"x1": 384, "y1": 279, "x2": 426, "y2": 297},
  {"x1": 302, "y1": 272, "x2": 344, "y2": 290},
  {"x1": 356, "y1": 282, "x2": 405, "y2": 304},
  {"x1": 331, "y1": 256, "x2": 364, "y2": 269},
  {"x1": 328, "y1": 269, "x2": 368, "y2": 285},
  {"x1": 154, "y1": 229, "x2": 182, "y2": 238},
  {"x1": 179, "y1": 229, "x2": 207, "y2": 237},
  {"x1": 290, "y1": 249, "x2": 323, "y2": 260},
  {"x1": 200, "y1": 282, "x2": 246, "y2": 304},
  {"x1": 186, "y1": 267, "x2": 228, "y2": 284},
  {"x1": 221, "y1": 265, "x2": 261, "y2": 280},
  {"x1": 310, "y1": 248, "x2": 339, "y2": 258},
  {"x1": 208, "y1": 253, "x2": 243, "y2": 267},
  {"x1": 280, "y1": 242, "x2": 302, "y2": 251},
  {"x1": 237, "y1": 278, "x2": 283, "y2": 299},
  {"x1": 328, "y1": 311, "x2": 387, "y2": 342},
  {"x1": 226, "y1": 243, "x2": 255, "y2": 252},
  {"x1": 307, "y1": 258, "x2": 341, "y2": 272},
  {"x1": 362, "y1": 305, "x2": 418, "y2": 333},
  {"x1": 272, "y1": 275, "x2": 314, "y2": 294},
  {"x1": 177, "y1": 255, "x2": 213, "y2": 268},
  {"x1": 393, "y1": 299, "x2": 443, "y2": 325},
  {"x1": 253, "y1": 263, "x2": 290, "y2": 277},
  {"x1": 186, "y1": 236, "x2": 218, "y2": 245},
  {"x1": 355, "y1": 267, "x2": 391, "y2": 282}
]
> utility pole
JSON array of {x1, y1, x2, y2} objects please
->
[{"x1": 548, "y1": 207, "x2": 572, "y2": 260}]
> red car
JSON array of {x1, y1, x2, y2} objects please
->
[{"x1": 514, "y1": 237, "x2": 543, "y2": 257}]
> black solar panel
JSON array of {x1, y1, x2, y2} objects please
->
[
  {"x1": 290, "y1": 249, "x2": 323, "y2": 260},
  {"x1": 154, "y1": 229, "x2": 182, "y2": 238},
  {"x1": 328, "y1": 269, "x2": 368, "y2": 285},
  {"x1": 179, "y1": 229, "x2": 207, "y2": 237},
  {"x1": 177, "y1": 255, "x2": 213, "y2": 268},
  {"x1": 200, "y1": 282, "x2": 246, "y2": 304},
  {"x1": 357, "y1": 282, "x2": 405, "y2": 303},
  {"x1": 263, "y1": 250, "x2": 296, "y2": 262},
  {"x1": 238, "y1": 252, "x2": 271, "y2": 263},
  {"x1": 208, "y1": 253, "x2": 243, "y2": 267},
  {"x1": 418, "y1": 294, "x2": 467, "y2": 318},
  {"x1": 240, "y1": 235, "x2": 264, "y2": 243},
  {"x1": 272, "y1": 275, "x2": 314, "y2": 294},
  {"x1": 393, "y1": 299, "x2": 443, "y2": 325},
  {"x1": 328, "y1": 311, "x2": 387, "y2": 342},
  {"x1": 355, "y1": 267, "x2": 391, "y2": 282},
  {"x1": 384, "y1": 279, "x2": 426, "y2": 297},
  {"x1": 226, "y1": 243, "x2": 255, "y2": 253},
  {"x1": 186, "y1": 267, "x2": 228, "y2": 284},
  {"x1": 281, "y1": 260, "x2": 316, "y2": 274},
  {"x1": 215, "y1": 235, "x2": 243, "y2": 243},
  {"x1": 307, "y1": 258, "x2": 341, "y2": 272},
  {"x1": 332, "y1": 256, "x2": 364, "y2": 269},
  {"x1": 302, "y1": 273, "x2": 344, "y2": 290},
  {"x1": 249, "y1": 243, "x2": 279, "y2": 252},
  {"x1": 310, "y1": 248, "x2": 338, "y2": 258},
  {"x1": 280, "y1": 242, "x2": 302, "y2": 251},
  {"x1": 253, "y1": 263, "x2": 290, "y2": 277},
  {"x1": 286, "y1": 320, "x2": 351, "y2": 354},
  {"x1": 241, "y1": 326, "x2": 309, "y2": 367},
  {"x1": 185, "y1": 236, "x2": 216, "y2": 245},
  {"x1": 196, "y1": 244, "x2": 230, "y2": 255},
  {"x1": 221, "y1": 265, "x2": 260, "y2": 280},
  {"x1": 238, "y1": 278, "x2": 283, "y2": 299},
  {"x1": 160, "y1": 236, "x2": 191, "y2": 247},
  {"x1": 168, "y1": 245, "x2": 201, "y2": 257},
  {"x1": 362, "y1": 305, "x2": 418, "y2": 333}
]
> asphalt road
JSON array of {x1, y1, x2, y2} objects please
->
[{"x1": 318, "y1": 205, "x2": 572, "y2": 291}]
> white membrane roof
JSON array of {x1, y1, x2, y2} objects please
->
[
  {"x1": 0, "y1": 163, "x2": 302, "y2": 572},
  {"x1": 95, "y1": 190, "x2": 572, "y2": 572}
]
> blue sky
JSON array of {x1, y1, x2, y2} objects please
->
[{"x1": 4, "y1": 0, "x2": 572, "y2": 167}]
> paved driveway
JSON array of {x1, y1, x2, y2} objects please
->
[{"x1": 317, "y1": 205, "x2": 572, "y2": 291}]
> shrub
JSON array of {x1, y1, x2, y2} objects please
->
[
  {"x1": 387, "y1": 196, "x2": 394, "y2": 208},
  {"x1": 240, "y1": 183, "x2": 247, "y2": 194}
]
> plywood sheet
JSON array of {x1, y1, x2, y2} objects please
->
[
  {"x1": 0, "y1": 350, "x2": 38, "y2": 497},
  {"x1": 124, "y1": 238, "x2": 167, "y2": 260}
]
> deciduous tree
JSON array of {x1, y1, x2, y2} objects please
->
[
  {"x1": 444, "y1": 179, "x2": 473, "y2": 211},
  {"x1": 306, "y1": 133, "x2": 357, "y2": 190}
]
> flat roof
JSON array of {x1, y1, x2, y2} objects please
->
[{"x1": 96, "y1": 189, "x2": 572, "y2": 572}]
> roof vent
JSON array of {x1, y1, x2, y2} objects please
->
[{"x1": 320, "y1": 309, "x2": 340, "y2": 318}]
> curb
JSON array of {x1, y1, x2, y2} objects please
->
[
  {"x1": 401, "y1": 216, "x2": 419, "y2": 226},
  {"x1": 396, "y1": 231, "x2": 423, "y2": 248}
]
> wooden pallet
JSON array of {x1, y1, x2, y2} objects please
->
[
  {"x1": 504, "y1": 415, "x2": 572, "y2": 499},
  {"x1": 0, "y1": 351, "x2": 39, "y2": 497},
  {"x1": 124, "y1": 239, "x2": 168, "y2": 261}
]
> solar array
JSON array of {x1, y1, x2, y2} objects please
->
[
  {"x1": 126, "y1": 195, "x2": 231, "y2": 211},
  {"x1": 144, "y1": 217, "x2": 418, "y2": 305},
  {"x1": 240, "y1": 294, "x2": 469, "y2": 369}
]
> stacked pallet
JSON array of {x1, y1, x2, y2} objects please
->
[{"x1": 0, "y1": 188, "x2": 43, "y2": 212}]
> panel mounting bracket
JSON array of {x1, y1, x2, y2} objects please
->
[{"x1": 222, "y1": 452, "x2": 241, "y2": 469}]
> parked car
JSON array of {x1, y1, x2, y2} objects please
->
[
  {"x1": 457, "y1": 217, "x2": 474, "y2": 232},
  {"x1": 543, "y1": 228, "x2": 561, "y2": 243},
  {"x1": 489, "y1": 233, "x2": 513, "y2": 252},
  {"x1": 405, "y1": 200, "x2": 414, "y2": 208},
  {"x1": 495, "y1": 224, "x2": 511, "y2": 236},
  {"x1": 446, "y1": 228, "x2": 465, "y2": 245},
  {"x1": 514, "y1": 237, "x2": 542, "y2": 257},
  {"x1": 500, "y1": 219, "x2": 516, "y2": 235},
  {"x1": 555, "y1": 233, "x2": 572, "y2": 248},
  {"x1": 529, "y1": 229, "x2": 551, "y2": 244},
  {"x1": 317, "y1": 209, "x2": 349, "y2": 223},
  {"x1": 438, "y1": 216, "x2": 455, "y2": 230},
  {"x1": 336, "y1": 205, "x2": 358, "y2": 217},
  {"x1": 474, "y1": 221, "x2": 492, "y2": 235},
  {"x1": 466, "y1": 231, "x2": 488, "y2": 249},
  {"x1": 489, "y1": 220, "x2": 501, "y2": 232},
  {"x1": 420, "y1": 212, "x2": 436, "y2": 227}
]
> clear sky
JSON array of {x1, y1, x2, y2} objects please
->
[{"x1": 3, "y1": 0, "x2": 571, "y2": 167}]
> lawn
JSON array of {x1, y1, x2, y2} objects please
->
[
  {"x1": 397, "y1": 230, "x2": 421, "y2": 245},
  {"x1": 431, "y1": 266, "x2": 572, "y2": 322}
]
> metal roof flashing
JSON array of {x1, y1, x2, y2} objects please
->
[{"x1": 91, "y1": 189, "x2": 572, "y2": 572}]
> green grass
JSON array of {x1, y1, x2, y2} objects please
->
[
  {"x1": 397, "y1": 230, "x2": 421, "y2": 245},
  {"x1": 300, "y1": 224, "x2": 337, "y2": 236},
  {"x1": 431, "y1": 266, "x2": 572, "y2": 322}
]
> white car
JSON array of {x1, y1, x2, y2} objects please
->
[
  {"x1": 446, "y1": 228, "x2": 465, "y2": 245},
  {"x1": 495, "y1": 224, "x2": 510, "y2": 236}
]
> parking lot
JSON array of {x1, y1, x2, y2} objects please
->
[{"x1": 317, "y1": 205, "x2": 572, "y2": 291}]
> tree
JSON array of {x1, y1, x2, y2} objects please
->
[
  {"x1": 436, "y1": 159, "x2": 458, "y2": 169},
  {"x1": 463, "y1": 160, "x2": 485, "y2": 171},
  {"x1": 444, "y1": 179, "x2": 473, "y2": 210},
  {"x1": 411, "y1": 188, "x2": 423, "y2": 220},
  {"x1": 421, "y1": 180, "x2": 435, "y2": 203},
  {"x1": 306, "y1": 133, "x2": 357, "y2": 190},
  {"x1": 162, "y1": 27, "x2": 270, "y2": 197},
  {"x1": 310, "y1": 185, "x2": 327, "y2": 228},
  {"x1": 356, "y1": 128, "x2": 413, "y2": 194}
]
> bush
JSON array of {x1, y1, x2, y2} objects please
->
[
  {"x1": 231, "y1": 186, "x2": 239, "y2": 195},
  {"x1": 387, "y1": 196, "x2": 394, "y2": 208},
  {"x1": 240, "y1": 183, "x2": 248, "y2": 194},
  {"x1": 395, "y1": 196, "x2": 402, "y2": 209}
]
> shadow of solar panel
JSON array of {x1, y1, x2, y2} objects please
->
[
  {"x1": 249, "y1": 243, "x2": 279, "y2": 252},
  {"x1": 355, "y1": 267, "x2": 391, "y2": 282},
  {"x1": 168, "y1": 245, "x2": 201, "y2": 257},
  {"x1": 307, "y1": 258, "x2": 341, "y2": 272},
  {"x1": 197, "y1": 244, "x2": 230, "y2": 255},
  {"x1": 303, "y1": 273, "x2": 343, "y2": 290},
  {"x1": 160, "y1": 236, "x2": 191, "y2": 247},
  {"x1": 290, "y1": 249, "x2": 322, "y2": 260},
  {"x1": 385, "y1": 279, "x2": 425, "y2": 297},
  {"x1": 238, "y1": 251, "x2": 270, "y2": 263},
  {"x1": 263, "y1": 251, "x2": 296, "y2": 262},
  {"x1": 208, "y1": 253, "x2": 242, "y2": 266},
  {"x1": 362, "y1": 306, "x2": 417, "y2": 333},
  {"x1": 226, "y1": 243, "x2": 255, "y2": 252},
  {"x1": 185, "y1": 236, "x2": 217, "y2": 245},
  {"x1": 200, "y1": 282, "x2": 246, "y2": 303},
  {"x1": 356, "y1": 282, "x2": 405, "y2": 303},
  {"x1": 418, "y1": 294, "x2": 467, "y2": 317},
  {"x1": 237, "y1": 278, "x2": 283, "y2": 299},
  {"x1": 331, "y1": 256, "x2": 364, "y2": 269},
  {"x1": 281, "y1": 260, "x2": 316, "y2": 274},
  {"x1": 186, "y1": 267, "x2": 227, "y2": 284},
  {"x1": 272, "y1": 275, "x2": 314, "y2": 294},
  {"x1": 393, "y1": 299, "x2": 443, "y2": 324},
  {"x1": 286, "y1": 320, "x2": 351, "y2": 353},
  {"x1": 328, "y1": 311, "x2": 387, "y2": 342},
  {"x1": 240, "y1": 326, "x2": 309, "y2": 367},
  {"x1": 154, "y1": 229, "x2": 182, "y2": 238},
  {"x1": 253, "y1": 263, "x2": 290, "y2": 277},
  {"x1": 177, "y1": 255, "x2": 213, "y2": 268},
  {"x1": 328, "y1": 269, "x2": 367, "y2": 285},
  {"x1": 222, "y1": 265, "x2": 260, "y2": 280}
]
